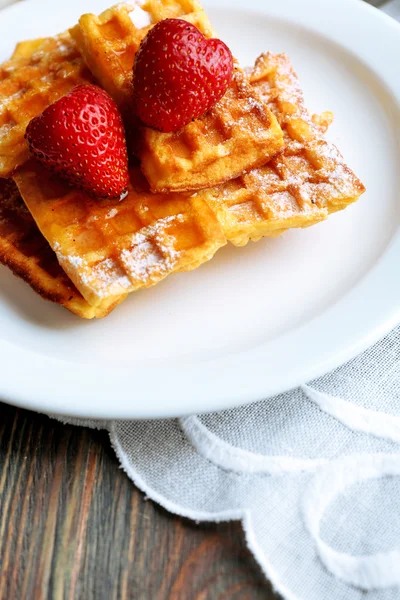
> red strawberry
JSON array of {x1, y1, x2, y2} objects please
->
[
  {"x1": 133, "y1": 18, "x2": 234, "y2": 133},
  {"x1": 25, "y1": 85, "x2": 129, "y2": 199}
]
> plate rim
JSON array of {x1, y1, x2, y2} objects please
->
[{"x1": 0, "y1": 0, "x2": 400, "y2": 419}]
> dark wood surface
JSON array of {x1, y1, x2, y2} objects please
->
[{"x1": 0, "y1": 403, "x2": 274, "y2": 600}]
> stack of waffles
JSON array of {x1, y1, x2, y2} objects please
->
[{"x1": 0, "y1": 0, "x2": 365, "y2": 318}]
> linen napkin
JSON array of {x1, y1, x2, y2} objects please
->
[{"x1": 58, "y1": 326, "x2": 400, "y2": 600}]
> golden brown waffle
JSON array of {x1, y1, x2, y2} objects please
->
[
  {"x1": 11, "y1": 39, "x2": 48, "y2": 60},
  {"x1": 250, "y1": 53, "x2": 334, "y2": 143},
  {"x1": 0, "y1": 178, "x2": 116, "y2": 318},
  {"x1": 70, "y1": 1, "x2": 284, "y2": 194},
  {"x1": 0, "y1": 33, "x2": 93, "y2": 178},
  {"x1": 139, "y1": 67, "x2": 284, "y2": 194},
  {"x1": 144, "y1": 0, "x2": 204, "y2": 19},
  {"x1": 199, "y1": 53, "x2": 366, "y2": 246},
  {"x1": 13, "y1": 161, "x2": 226, "y2": 311},
  {"x1": 69, "y1": 1, "x2": 205, "y2": 110}
]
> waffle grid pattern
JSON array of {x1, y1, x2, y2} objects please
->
[
  {"x1": 69, "y1": 1, "x2": 206, "y2": 109},
  {"x1": 200, "y1": 53, "x2": 366, "y2": 246},
  {"x1": 0, "y1": 2, "x2": 365, "y2": 317},
  {"x1": 70, "y1": 5, "x2": 151, "y2": 109},
  {"x1": 14, "y1": 162, "x2": 226, "y2": 309},
  {"x1": 0, "y1": 34, "x2": 93, "y2": 178},
  {"x1": 70, "y1": 2, "x2": 284, "y2": 194},
  {"x1": 0, "y1": 178, "x2": 107, "y2": 318},
  {"x1": 140, "y1": 68, "x2": 284, "y2": 193}
]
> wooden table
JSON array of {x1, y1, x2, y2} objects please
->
[
  {"x1": 0, "y1": 405, "x2": 272, "y2": 599},
  {"x1": 0, "y1": 0, "x2": 396, "y2": 598}
]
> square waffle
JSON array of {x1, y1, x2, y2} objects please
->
[
  {"x1": 13, "y1": 161, "x2": 226, "y2": 311},
  {"x1": 0, "y1": 178, "x2": 115, "y2": 318},
  {"x1": 199, "y1": 53, "x2": 366, "y2": 246},
  {"x1": 0, "y1": 34, "x2": 93, "y2": 178},
  {"x1": 70, "y1": 2, "x2": 212, "y2": 112},
  {"x1": 70, "y1": 1, "x2": 284, "y2": 193}
]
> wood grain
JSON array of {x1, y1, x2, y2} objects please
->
[{"x1": 0, "y1": 404, "x2": 275, "y2": 600}]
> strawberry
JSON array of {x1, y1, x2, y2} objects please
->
[
  {"x1": 25, "y1": 85, "x2": 129, "y2": 199},
  {"x1": 133, "y1": 18, "x2": 234, "y2": 133}
]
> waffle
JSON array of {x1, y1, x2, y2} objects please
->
[
  {"x1": 0, "y1": 178, "x2": 116, "y2": 318},
  {"x1": 0, "y1": 33, "x2": 93, "y2": 179},
  {"x1": 13, "y1": 161, "x2": 226, "y2": 311},
  {"x1": 70, "y1": 1, "x2": 284, "y2": 194},
  {"x1": 11, "y1": 39, "x2": 49, "y2": 60},
  {"x1": 199, "y1": 53, "x2": 366, "y2": 246},
  {"x1": 70, "y1": 1, "x2": 204, "y2": 110}
]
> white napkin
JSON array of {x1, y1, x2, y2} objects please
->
[
  {"x1": 382, "y1": 0, "x2": 400, "y2": 20},
  {"x1": 58, "y1": 325, "x2": 400, "y2": 600},
  {"x1": 2, "y1": 0, "x2": 400, "y2": 598},
  {"x1": 0, "y1": 0, "x2": 20, "y2": 8}
]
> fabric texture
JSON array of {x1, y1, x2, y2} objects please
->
[
  {"x1": 383, "y1": 0, "x2": 400, "y2": 19},
  {"x1": 57, "y1": 326, "x2": 400, "y2": 599},
  {"x1": 2, "y1": 0, "x2": 400, "y2": 598}
]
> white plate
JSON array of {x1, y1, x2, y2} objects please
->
[{"x1": 0, "y1": 0, "x2": 399, "y2": 419}]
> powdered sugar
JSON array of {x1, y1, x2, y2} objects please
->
[
  {"x1": 91, "y1": 258, "x2": 131, "y2": 291},
  {"x1": 106, "y1": 208, "x2": 118, "y2": 219},
  {"x1": 52, "y1": 214, "x2": 184, "y2": 301},
  {"x1": 125, "y1": 1, "x2": 151, "y2": 28},
  {"x1": 120, "y1": 215, "x2": 183, "y2": 285},
  {"x1": 251, "y1": 53, "x2": 329, "y2": 143},
  {"x1": 120, "y1": 240, "x2": 163, "y2": 282},
  {"x1": 64, "y1": 254, "x2": 83, "y2": 268}
]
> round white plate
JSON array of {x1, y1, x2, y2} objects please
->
[{"x1": 0, "y1": 0, "x2": 399, "y2": 419}]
